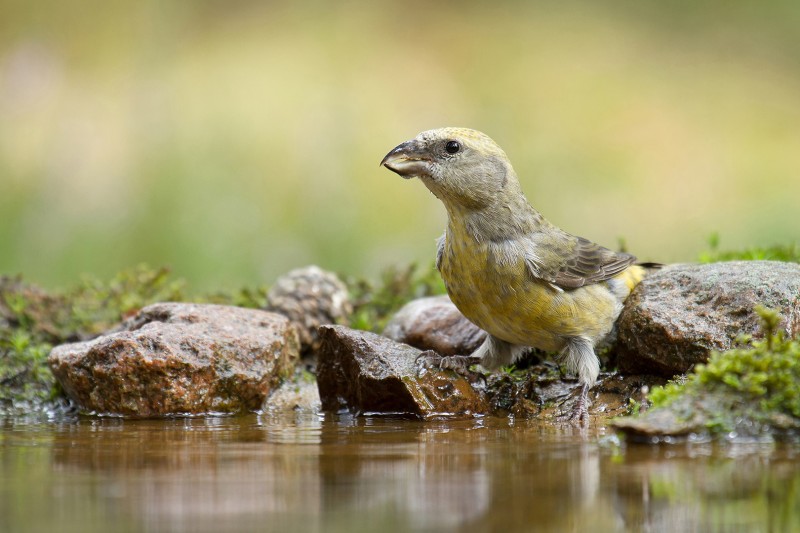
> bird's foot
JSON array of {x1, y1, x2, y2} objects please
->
[
  {"x1": 559, "y1": 384, "x2": 590, "y2": 425},
  {"x1": 415, "y1": 351, "x2": 482, "y2": 375}
]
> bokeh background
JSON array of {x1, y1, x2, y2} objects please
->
[{"x1": 2, "y1": 0, "x2": 799, "y2": 291}]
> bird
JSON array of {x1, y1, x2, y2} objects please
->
[{"x1": 380, "y1": 127, "x2": 659, "y2": 421}]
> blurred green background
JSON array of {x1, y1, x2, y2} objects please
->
[{"x1": 1, "y1": 0, "x2": 799, "y2": 291}]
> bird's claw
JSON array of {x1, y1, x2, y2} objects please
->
[{"x1": 557, "y1": 384, "x2": 591, "y2": 426}]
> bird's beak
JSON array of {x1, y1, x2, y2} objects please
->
[{"x1": 380, "y1": 140, "x2": 431, "y2": 179}]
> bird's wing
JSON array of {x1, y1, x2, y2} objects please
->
[
  {"x1": 523, "y1": 230, "x2": 636, "y2": 290},
  {"x1": 435, "y1": 233, "x2": 446, "y2": 271}
]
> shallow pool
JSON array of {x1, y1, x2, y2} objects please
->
[{"x1": 1, "y1": 413, "x2": 797, "y2": 532}]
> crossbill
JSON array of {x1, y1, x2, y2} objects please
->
[{"x1": 381, "y1": 127, "x2": 658, "y2": 421}]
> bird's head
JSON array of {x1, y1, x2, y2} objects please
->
[{"x1": 380, "y1": 127, "x2": 519, "y2": 210}]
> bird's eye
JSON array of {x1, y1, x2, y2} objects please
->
[{"x1": 445, "y1": 141, "x2": 461, "y2": 154}]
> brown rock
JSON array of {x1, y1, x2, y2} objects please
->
[
  {"x1": 615, "y1": 261, "x2": 800, "y2": 376},
  {"x1": 383, "y1": 295, "x2": 486, "y2": 356},
  {"x1": 316, "y1": 325, "x2": 488, "y2": 419},
  {"x1": 48, "y1": 303, "x2": 299, "y2": 416},
  {"x1": 267, "y1": 266, "x2": 352, "y2": 356}
]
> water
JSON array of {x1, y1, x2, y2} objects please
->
[{"x1": 1, "y1": 414, "x2": 798, "y2": 533}]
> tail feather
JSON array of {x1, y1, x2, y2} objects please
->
[{"x1": 637, "y1": 261, "x2": 664, "y2": 269}]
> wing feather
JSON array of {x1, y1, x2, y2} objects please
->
[{"x1": 525, "y1": 233, "x2": 636, "y2": 290}]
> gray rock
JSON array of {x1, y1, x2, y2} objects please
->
[
  {"x1": 263, "y1": 369, "x2": 321, "y2": 414},
  {"x1": 316, "y1": 325, "x2": 488, "y2": 418},
  {"x1": 267, "y1": 266, "x2": 352, "y2": 356},
  {"x1": 612, "y1": 391, "x2": 800, "y2": 442},
  {"x1": 48, "y1": 303, "x2": 299, "y2": 417},
  {"x1": 615, "y1": 261, "x2": 800, "y2": 376},
  {"x1": 383, "y1": 295, "x2": 486, "y2": 356}
]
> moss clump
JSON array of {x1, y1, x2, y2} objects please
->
[
  {"x1": 699, "y1": 234, "x2": 800, "y2": 263},
  {"x1": 201, "y1": 286, "x2": 270, "y2": 309},
  {"x1": 346, "y1": 262, "x2": 446, "y2": 333},
  {"x1": 2, "y1": 265, "x2": 185, "y2": 343},
  {"x1": 645, "y1": 306, "x2": 800, "y2": 436},
  {"x1": 0, "y1": 331, "x2": 58, "y2": 413}
]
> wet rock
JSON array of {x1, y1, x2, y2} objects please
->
[
  {"x1": 615, "y1": 261, "x2": 800, "y2": 376},
  {"x1": 316, "y1": 325, "x2": 488, "y2": 418},
  {"x1": 48, "y1": 303, "x2": 299, "y2": 417},
  {"x1": 611, "y1": 398, "x2": 706, "y2": 440},
  {"x1": 267, "y1": 266, "x2": 352, "y2": 356},
  {"x1": 615, "y1": 308, "x2": 800, "y2": 442},
  {"x1": 487, "y1": 369, "x2": 665, "y2": 420},
  {"x1": 263, "y1": 368, "x2": 321, "y2": 413},
  {"x1": 383, "y1": 295, "x2": 486, "y2": 356},
  {"x1": 612, "y1": 391, "x2": 800, "y2": 442}
]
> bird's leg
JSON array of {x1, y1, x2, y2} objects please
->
[
  {"x1": 559, "y1": 337, "x2": 599, "y2": 424},
  {"x1": 415, "y1": 350, "x2": 481, "y2": 374}
]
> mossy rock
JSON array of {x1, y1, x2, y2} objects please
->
[{"x1": 614, "y1": 307, "x2": 800, "y2": 441}]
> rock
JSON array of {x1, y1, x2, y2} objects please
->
[
  {"x1": 263, "y1": 368, "x2": 321, "y2": 413},
  {"x1": 316, "y1": 325, "x2": 488, "y2": 418},
  {"x1": 611, "y1": 398, "x2": 707, "y2": 440},
  {"x1": 615, "y1": 309, "x2": 800, "y2": 442},
  {"x1": 615, "y1": 261, "x2": 800, "y2": 376},
  {"x1": 612, "y1": 391, "x2": 800, "y2": 442},
  {"x1": 48, "y1": 303, "x2": 299, "y2": 417},
  {"x1": 383, "y1": 295, "x2": 486, "y2": 356},
  {"x1": 267, "y1": 266, "x2": 352, "y2": 356},
  {"x1": 487, "y1": 369, "x2": 664, "y2": 420}
]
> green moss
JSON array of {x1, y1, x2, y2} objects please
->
[
  {"x1": 346, "y1": 262, "x2": 446, "y2": 333},
  {"x1": 647, "y1": 306, "x2": 800, "y2": 434},
  {"x1": 0, "y1": 331, "x2": 57, "y2": 412},
  {"x1": 2, "y1": 265, "x2": 185, "y2": 343},
  {"x1": 699, "y1": 233, "x2": 800, "y2": 263},
  {"x1": 201, "y1": 286, "x2": 269, "y2": 309},
  {"x1": 67, "y1": 265, "x2": 186, "y2": 338},
  {"x1": 627, "y1": 398, "x2": 642, "y2": 416}
]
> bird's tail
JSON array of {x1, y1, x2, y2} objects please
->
[
  {"x1": 637, "y1": 261, "x2": 664, "y2": 270},
  {"x1": 609, "y1": 262, "x2": 661, "y2": 300},
  {"x1": 619, "y1": 265, "x2": 648, "y2": 293}
]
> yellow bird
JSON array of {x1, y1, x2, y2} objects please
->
[{"x1": 381, "y1": 127, "x2": 658, "y2": 421}]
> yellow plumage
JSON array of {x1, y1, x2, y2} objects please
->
[{"x1": 381, "y1": 127, "x2": 657, "y2": 419}]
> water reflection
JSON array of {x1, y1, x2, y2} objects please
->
[{"x1": 0, "y1": 414, "x2": 798, "y2": 532}]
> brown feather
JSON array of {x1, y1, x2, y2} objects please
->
[
  {"x1": 553, "y1": 237, "x2": 636, "y2": 289},
  {"x1": 528, "y1": 235, "x2": 637, "y2": 290}
]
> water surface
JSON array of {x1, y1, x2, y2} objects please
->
[{"x1": 1, "y1": 414, "x2": 797, "y2": 532}]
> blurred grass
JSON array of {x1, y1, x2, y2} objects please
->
[{"x1": 1, "y1": 0, "x2": 799, "y2": 290}]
